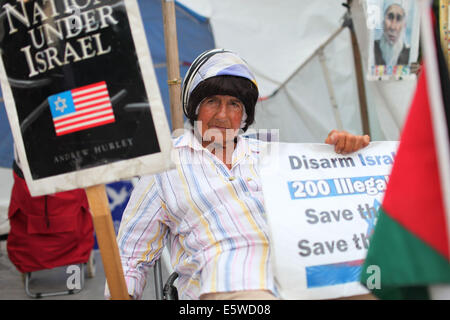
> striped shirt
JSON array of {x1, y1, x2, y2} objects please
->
[{"x1": 115, "y1": 130, "x2": 276, "y2": 299}]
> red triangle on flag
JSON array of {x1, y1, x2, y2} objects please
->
[{"x1": 383, "y1": 66, "x2": 449, "y2": 260}]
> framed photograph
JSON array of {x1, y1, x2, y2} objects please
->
[
  {"x1": 0, "y1": 0, "x2": 174, "y2": 196},
  {"x1": 365, "y1": 0, "x2": 420, "y2": 80}
]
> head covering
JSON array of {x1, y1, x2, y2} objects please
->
[
  {"x1": 383, "y1": 0, "x2": 407, "y2": 14},
  {"x1": 181, "y1": 49, "x2": 258, "y2": 129}
]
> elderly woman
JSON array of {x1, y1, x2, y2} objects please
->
[{"x1": 107, "y1": 49, "x2": 370, "y2": 300}]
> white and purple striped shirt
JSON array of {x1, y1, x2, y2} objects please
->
[{"x1": 114, "y1": 130, "x2": 276, "y2": 299}]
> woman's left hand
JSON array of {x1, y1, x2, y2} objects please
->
[{"x1": 325, "y1": 130, "x2": 370, "y2": 154}]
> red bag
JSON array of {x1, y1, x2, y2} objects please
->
[{"x1": 7, "y1": 168, "x2": 94, "y2": 273}]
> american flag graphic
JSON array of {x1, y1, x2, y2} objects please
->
[{"x1": 48, "y1": 81, "x2": 115, "y2": 136}]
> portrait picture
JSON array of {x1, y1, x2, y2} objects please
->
[
  {"x1": 367, "y1": 0, "x2": 420, "y2": 80},
  {"x1": 0, "y1": 0, "x2": 173, "y2": 196}
]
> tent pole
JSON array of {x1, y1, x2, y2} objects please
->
[
  {"x1": 346, "y1": 0, "x2": 371, "y2": 136},
  {"x1": 162, "y1": 0, "x2": 184, "y2": 131}
]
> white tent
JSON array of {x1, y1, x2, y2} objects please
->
[{"x1": 180, "y1": 0, "x2": 418, "y2": 142}]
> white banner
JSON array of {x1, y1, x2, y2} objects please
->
[{"x1": 260, "y1": 141, "x2": 398, "y2": 299}]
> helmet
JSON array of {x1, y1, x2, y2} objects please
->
[{"x1": 181, "y1": 49, "x2": 259, "y2": 130}]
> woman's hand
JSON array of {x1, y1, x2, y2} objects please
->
[{"x1": 325, "y1": 130, "x2": 370, "y2": 154}]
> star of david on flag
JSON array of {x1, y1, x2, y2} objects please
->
[{"x1": 48, "y1": 81, "x2": 115, "y2": 136}]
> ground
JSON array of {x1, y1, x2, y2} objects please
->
[{"x1": 0, "y1": 240, "x2": 170, "y2": 300}]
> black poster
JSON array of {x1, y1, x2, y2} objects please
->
[{"x1": 0, "y1": 0, "x2": 173, "y2": 196}]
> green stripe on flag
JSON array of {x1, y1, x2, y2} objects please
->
[{"x1": 361, "y1": 207, "x2": 450, "y2": 300}]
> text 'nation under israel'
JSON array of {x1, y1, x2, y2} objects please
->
[{"x1": 2, "y1": 0, "x2": 118, "y2": 77}]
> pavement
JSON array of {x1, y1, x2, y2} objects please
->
[{"x1": 0, "y1": 238, "x2": 171, "y2": 300}]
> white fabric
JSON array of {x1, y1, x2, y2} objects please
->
[
  {"x1": 178, "y1": 0, "x2": 417, "y2": 142},
  {"x1": 177, "y1": 0, "x2": 212, "y2": 18},
  {"x1": 252, "y1": 28, "x2": 362, "y2": 143}
]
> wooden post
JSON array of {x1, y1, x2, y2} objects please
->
[
  {"x1": 348, "y1": 0, "x2": 371, "y2": 136},
  {"x1": 440, "y1": 0, "x2": 449, "y2": 70},
  {"x1": 85, "y1": 185, "x2": 130, "y2": 300},
  {"x1": 161, "y1": 0, "x2": 184, "y2": 131}
]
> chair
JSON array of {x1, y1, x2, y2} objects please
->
[
  {"x1": 153, "y1": 247, "x2": 178, "y2": 300},
  {"x1": 22, "y1": 250, "x2": 96, "y2": 298},
  {"x1": 7, "y1": 161, "x2": 96, "y2": 299}
]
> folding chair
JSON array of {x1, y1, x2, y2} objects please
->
[{"x1": 22, "y1": 250, "x2": 96, "y2": 298}]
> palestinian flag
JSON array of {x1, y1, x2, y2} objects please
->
[{"x1": 360, "y1": 7, "x2": 450, "y2": 299}]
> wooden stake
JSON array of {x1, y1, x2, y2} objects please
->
[
  {"x1": 162, "y1": 0, "x2": 184, "y2": 131},
  {"x1": 85, "y1": 184, "x2": 130, "y2": 300},
  {"x1": 348, "y1": 0, "x2": 371, "y2": 136}
]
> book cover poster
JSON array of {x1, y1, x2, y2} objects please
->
[{"x1": 0, "y1": 0, "x2": 174, "y2": 196}]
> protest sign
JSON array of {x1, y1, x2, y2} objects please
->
[
  {"x1": 0, "y1": 0, "x2": 174, "y2": 196},
  {"x1": 260, "y1": 141, "x2": 398, "y2": 299}
]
